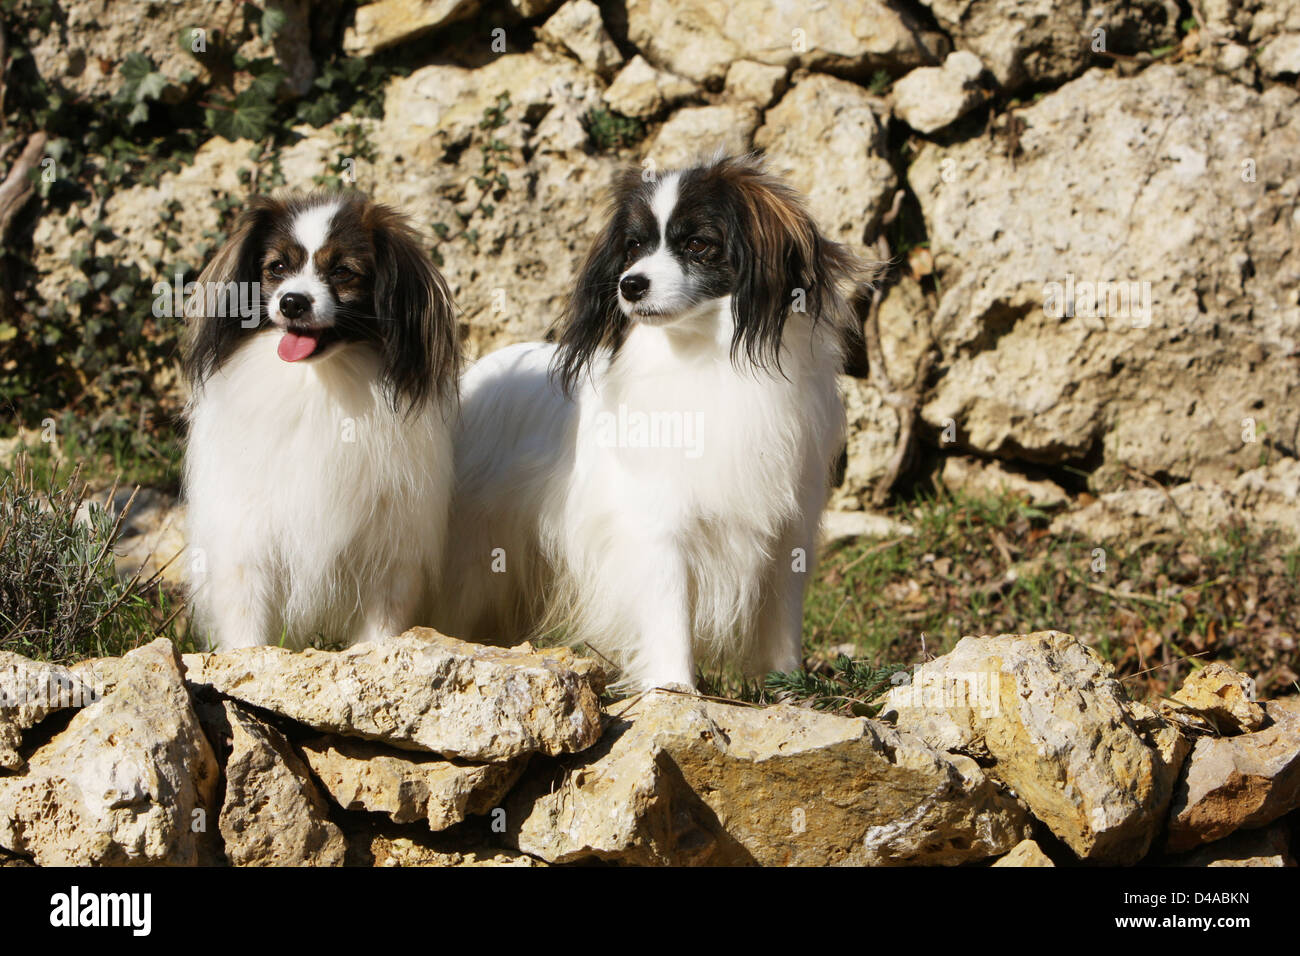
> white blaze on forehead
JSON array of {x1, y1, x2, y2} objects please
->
[
  {"x1": 291, "y1": 200, "x2": 342, "y2": 260},
  {"x1": 650, "y1": 172, "x2": 681, "y2": 247}
]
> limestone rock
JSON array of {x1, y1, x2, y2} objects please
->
[
  {"x1": 830, "y1": 375, "x2": 902, "y2": 511},
  {"x1": 1201, "y1": 0, "x2": 1300, "y2": 80},
  {"x1": 17, "y1": 0, "x2": 316, "y2": 101},
  {"x1": 183, "y1": 630, "x2": 604, "y2": 761},
  {"x1": 509, "y1": 0, "x2": 562, "y2": 15},
  {"x1": 624, "y1": 0, "x2": 947, "y2": 84},
  {"x1": 32, "y1": 134, "x2": 269, "y2": 331},
  {"x1": 643, "y1": 104, "x2": 759, "y2": 170},
  {"x1": 882, "y1": 631, "x2": 1189, "y2": 863},
  {"x1": 1050, "y1": 459, "x2": 1300, "y2": 543},
  {"x1": 538, "y1": 0, "x2": 624, "y2": 78},
  {"x1": 343, "y1": 820, "x2": 545, "y2": 866},
  {"x1": 603, "y1": 55, "x2": 697, "y2": 118},
  {"x1": 298, "y1": 736, "x2": 523, "y2": 831},
  {"x1": 919, "y1": 0, "x2": 1178, "y2": 90},
  {"x1": 0, "y1": 640, "x2": 218, "y2": 866},
  {"x1": 508, "y1": 691, "x2": 1031, "y2": 866},
  {"x1": 820, "y1": 510, "x2": 914, "y2": 545},
  {"x1": 343, "y1": 0, "x2": 482, "y2": 56},
  {"x1": 377, "y1": 52, "x2": 605, "y2": 158},
  {"x1": 0, "y1": 653, "x2": 102, "y2": 771},
  {"x1": 724, "y1": 60, "x2": 788, "y2": 107},
  {"x1": 1174, "y1": 819, "x2": 1296, "y2": 867},
  {"x1": 371, "y1": 54, "x2": 620, "y2": 356},
  {"x1": 992, "y1": 838, "x2": 1055, "y2": 867},
  {"x1": 754, "y1": 74, "x2": 897, "y2": 257},
  {"x1": 940, "y1": 457, "x2": 1069, "y2": 509},
  {"x1": 1166, "y1": 698, "x2": 1300, "y2": 852},
  {"x1": 912, "y1": 66, "x2": 1300, "y2": 483},
  {"x1": 891, "y1": 51, "x2": 985, "y2": 134},
  {"x1": 353, "y1": 834, "x2": 544, "y2": 866},
  {"x1": 217, "y1": 702, "x2": 347, "y2": 867},
  {"x1": 875, "y1": 274, "x2": 936, "y2": 391},
  {"x1": 1259, "y1": 34, "x2": 1300, "y2": 77},
  {"x1": 1163, "y1": 663, "x2": 1266, "y2": 736}
]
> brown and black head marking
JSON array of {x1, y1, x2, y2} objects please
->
[{"x1": 552, "y1": 154, "x2": 861, "y2": 394}]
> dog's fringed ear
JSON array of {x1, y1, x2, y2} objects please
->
[
  {"x1": 368, "y1": 203, "x2": 461, "y2": 415},
  {"x1": 552, "y1": 168, "x2": 643, "y2": 396},
  {"x1": 184, "y1": 195, "x2": 280, "y2": 387},
  {"x1": 723, "y1": 156, "x2": 858, "y2": 373}
]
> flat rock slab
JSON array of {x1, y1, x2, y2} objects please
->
[
  {"x1": 0, "y1": 640, "x2": 218, "y2": 866},
  {"x1": 217, "y1": 701, "x2": 346, "y2": 867},
  {"x1": 183, "y1": 629, "x2": 604, "y2": 761},
  {"x1": 507, "y1": 691, "x2": 1031, "y2": 866},
  {"x1": 883, "y1": 631, "x2": 1188, "y2": 864},
  {"x1": 299, "y1": 735, "x2": 524, "y2": 831},
  {"x1": 1166, "y1": 698, "x2": 1300, "y2": 853}
]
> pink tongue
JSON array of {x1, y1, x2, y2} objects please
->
[{"x1": 277, "y1": 330, "x2": 321, "y2": 362}]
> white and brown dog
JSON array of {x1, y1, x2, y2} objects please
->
[
  {"x1": 434, "y1": 156, "x2": 862, "y2": 690},
  {"x1": 183, "y1": 193, "x2": 459, "y2": 651}
]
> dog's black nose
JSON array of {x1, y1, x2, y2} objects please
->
[
  {"x1": 279, "y1": 292, "x2": 310, "y2": 319},
  {"x1": 620, "y1": 274, "x2": 650, "y2": 302}
]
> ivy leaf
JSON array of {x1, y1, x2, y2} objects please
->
[
  {"x1": 260, "y1": 5, "x2": 288, "y2": 42},
  {"x1": 245, "y1": 58, "x2": 286, "y2": 99},
  {"x1": 136, "y1": 71, "x2": 168, "y2": 102},
  {"x1": 339, "y1": 57, "x2": 367, "y2": 84},
  {"x1": 227, "y1": 96, "x2": 276, "y2": 140},
  {"x1": 119, "y1": 53, "x2": 154, "y2": 87},
  {"x1": 297, "y1": 93, "x2": 341, "y2": 127}
]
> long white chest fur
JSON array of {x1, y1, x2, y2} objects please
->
[{"x1": 184, "y1": 332, "x2": 454, "y2": 648}]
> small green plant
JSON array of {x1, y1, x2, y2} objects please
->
[
  {"x1": 581, "y1": 107, "x2": 645, "y2": 152},
  {"x1": 294, "y1": 56, "x2": 405, "y2": 128},
  {"x1": 313, "y1": 122, "x2": 379, "y2": 191},
  {"x1": 765, "y1": 655, "x2": 906, "y2": 715},
  {"x1": 866, "y1": 69, "x2": 892, "y2": 95},
  {"x1": 202, "y1": 55, "x2": 285, "y2": 141},
  {"x1": 473, "y1": 93, "x2": 513, "y2": 218},
  {"x1": 449, "y1": 93, "x2": 518, "y2": 252},
  {"x1": 0, "y1": 455, "x2": 183, "y2": 662}
]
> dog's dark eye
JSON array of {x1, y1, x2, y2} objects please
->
[
  {"x1": 624, "y1": 238, "x2": 642, "y2": 258},
  {"x1": 686, "y1": 237, "x2": 714, "y2": 258},
  {"x1": 330, "y1": 265, "x2": 356, "y2": 281},
  {"x1": 266, "y1": 260, "x2": 287, "y2": 277}
]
